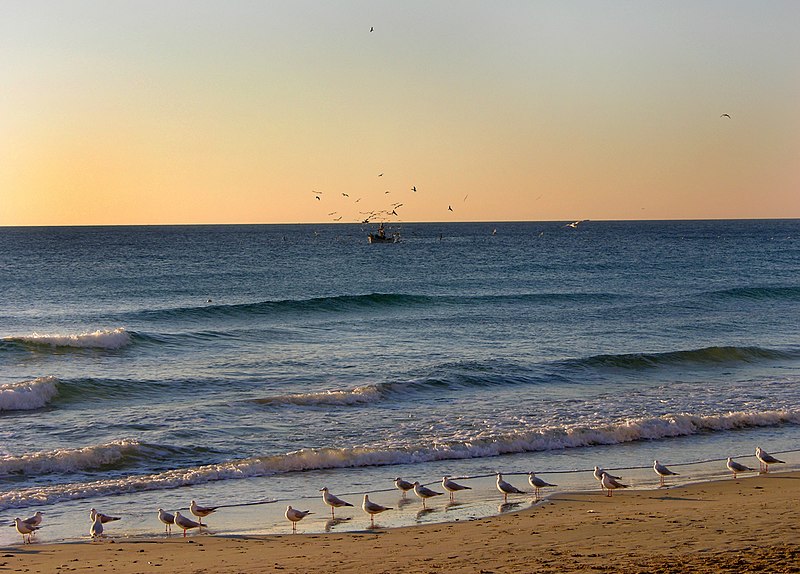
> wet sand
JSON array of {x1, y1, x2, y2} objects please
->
[{"x1": 3, "y1": 472, "x2": 799, "y2": 573}]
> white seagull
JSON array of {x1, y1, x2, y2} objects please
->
[
  {"x1": 22, "y1": 511, "x2": 43, "y2": 529},
  {"x1": 285, "y1": 505, "x2": 312, "y2": 533},
  {"x1": 593, "y1": 466, "x2": 621, "y2": 491},
  {"x1": 755, "y1": 446, "x2": 785, "y2": 473},
  {"x1": 413, "y1": 481, "x2": 443, "y2": 508},
  {"x1": 158, "y1": 508, "x2": 175, "y2": 534},
  {"x1": 653, "y1": 460, "x2": 679, "y2": 486},
  {"x1": 362, "y1": 494, "x2": 392, "y2": 527},
  {"x1": 14, "y1": 517, "x2": 40, "y2": 544},
  {"x1": 496, "y1": 473, "x2": 525, "y2": 502},
  {"x1": 320, "y1": 487, "x2": 354, "y2": 518},
  {"x1": 442, "y1": 476, "x2": 471, "y2": 500},
  {"x1": 726, "y1": 457, "x2": 753, "y2": 479},
  {"x1": 174, "y1": 511, "x2": 203, "y2": 538},
  {"x1": 89, "y1": 508, "x2": 121, "y2": 524},
  {"x1": 90, "y1": 513, "x2": 104, "y2": 539},
  {"x1": 601, "y1": 471, "x2": 629, "y2": 497},
  {"x1": 527, "y1": 472, "x2": 557, "y2": 499},
  {"x1": 190, "y1": 500, "x2": 218, "y2": 526},
  {"x1": 394, "y1": 477, "x2": 414, "y2": 497}
]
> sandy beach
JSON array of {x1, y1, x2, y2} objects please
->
[{"x1": 3, "y1": 471, "x2": 799, "y2": 573}]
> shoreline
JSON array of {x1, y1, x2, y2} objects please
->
[{"x1": 4, "y1": 471, "x2": 799, "y2": 573}]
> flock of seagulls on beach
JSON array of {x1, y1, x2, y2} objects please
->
[{"x1": 9, "y1": 446, "x2": 788, "y2": 542}]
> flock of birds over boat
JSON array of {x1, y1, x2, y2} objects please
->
[{"x1": 9, "y1": 446, "x2": 785, "y2": 542}]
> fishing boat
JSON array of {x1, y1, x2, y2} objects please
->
[{"x1": 368, "y1": 223, "x2": 400, "y2": 243}]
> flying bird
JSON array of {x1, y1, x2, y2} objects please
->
[
  {"x1": 378, "y1": 173, "x2": 383, "y2": 177},
  {"x1": 720, "y1": 113, "x2": 731, "y2": 118},
  {"x1": 370, "y1": 26, "x2": 374, "y2": 32},
  {"x1": 411, "y1": 186, "x2": 417, "y2": 192},
  {"x1": 315, "y1": 196, "x2": 320, "y2": 201},
  {"x1": 342, "y1": 193, "x2": 349, "y2": 197},
  {"x1": 448, "y1": 205, "x2": 453, "y2": 212}
]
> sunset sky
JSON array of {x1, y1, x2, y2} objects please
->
[{"x1": 2, "y1": 0, "x2": 799, "y2": 226}]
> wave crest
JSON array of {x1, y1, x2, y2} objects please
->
[
  {"x1": 3, "y1": 328, "x2": 132, "y2": 350},
  {"x1": 0, "y1": 439, "x2": 143, "y2": 477},
  {"x1": 1, "y1": 409, "x2": 796, "y2": 510},
  {"x1": 0, "y1": 377, "x2": 59, "y2": 411}
]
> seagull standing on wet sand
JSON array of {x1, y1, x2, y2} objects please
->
[
  {"x1": 593, "y1": 466, "x2": 621, "y2": 491},
  {"x1": 285, "y1": 506, "x2": 313, "y2": 533},
  {"x1": 442, "y1": 476, "x2": 472, "y2": 500},
  {"x1": 653, "y1": 460, "x2": 679, "y2": 486},
  {"x1": 496, "y1": 472, "x2": 525, "y2": 502},
  {"x1": 189, "y1": 500, "x2": 218, "y2": 527},
  {"x1": 22, "y1": 511, "x2": 43, "y2": 529},
  {"x1": 14, "y1": 517, "x2": 40, "y2": 544},
  {"x1": 320, "y1": 487, "x2": 354, "y2": 518},
  {"x1": 528, "y1": 472, "x2": 557, "y2": 499},
  {"x1": 726, "y1": 457, "x2": 753, "y2": 479},
  {"x1": 158, "y1": 508, "x2": 175, "y2": 534},
  {"x1": 394, "y1": 477, "x2": 414, "y2": 497},
  {"x1": 413, "y1": 481, "x2": 443, "y2": 508},
  {"x1": 601, "y1": 472, "x2": 629, "y2": 497},
  {"x1": 362, "y1": 495, "x2": 392, "y2": 526},
  {"x1": 90, "y1": 508, "x2": 121, "y2": 524},
  {"x1": 90, "y1": 513, "x2": 104, "y2": 539},
  {"x1": 173, "y1": 511, "x2": 203, "y2": 537},
  {"x1": 755, "y1": 446, "x2": 785, "y2": 473}
]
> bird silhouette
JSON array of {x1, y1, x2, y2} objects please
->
[
  {"x1": 720, "y1": 113, "x2": 731, "y2": 118},
  {"x1": 448, "y1": 205, "x2": 453, "y2": 212}
]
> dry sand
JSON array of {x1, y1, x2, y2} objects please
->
[{"x1": 3, "y1": 472, "x2": 799, "y2": 573}]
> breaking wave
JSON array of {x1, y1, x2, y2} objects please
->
[
  {"x1": 1, "y1": 408, "x2": 796, "y2": 510},
  {"x1": 3, "y1": 328, "x2": 132, "y2": 350},
  {"x1": 0, "y1": 377, "x2": 59, "y2": 411}
]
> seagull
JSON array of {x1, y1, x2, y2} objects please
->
[
  {"x1": 411, "y1": 186, "x2": 417, "y2": 192},
  {"x1": 442, "y1": 476, "x2": 471, "y2": 500},
  {"x1": 600, "y1": 471, "x2": 629, "y2": 497},
  {"x1": 653, "y1": 460, "x2": 679, "y2": 486},
  {"x1": 565, "y1": 220, "x2": 584, "y2": 228},
  {"x1": 173, "y1": 511, "x2": 202, "y2": 538},
  {"x1": 412, "y1": 481, "x2": 443, "y2": 508},
  {"x1": 320, "y1": 487, "x2": 354, "y2": 518},
  {"x1": 22, "y1": 511, "x2": 43, "y2": 529},
  {"x1": 362, "y1": 494, "x2": 392, "y2": 526},
  {"x1": 394, "y1": 477, "x2": 414, "y2": 497},
  {"x1": 726, "y1": 457, "x2": 753, "y2": 479},
  {"x1": 158, "y1": 508, "x2": 175, "y2": 534},
  {"x1": 89, "y1": 508, "x2": 121, "y2": 524},
  {"x1": 190, "y1": 500, "x2": 218, "y2": 526},
  {"x1": 755, "y1": 446, "x2": 785, "y2": 473},
  {"x1": 720, "y1": 113, "x2": 731, "y2": 118},
  {"x1": 342, "y1": 193, "x2": 349, "y2": 197},
  {"x1": 496, "y1": 473, "x2": 525, "y2": 502},
  {"x1": 593, "y1": 466, "x2": 621, "y2": 491},
  {"x1": 527, "y1": 472, "x2": 557, "y2": 499},
  {"x1": 370, "y1": 26, "x2": 374, "y2": 32},
  {"x1": 378, "y1": 173, "x2": 383, "y2": 177},
  {"x1": 315, "y1": 196, "x2": 320, "y2": 201},
  {"x1": 448, "y1": 205, "x2": 453, "y2": 212},
  {"x1": 14, "y1": 517, "x2": 40, "y2": 544},
  {"x1": 90, "y1": 513, "x2": 104, "y2": 539},
  {"x1": 285, "y1": 506, "x2": 312, "y2": 533}
]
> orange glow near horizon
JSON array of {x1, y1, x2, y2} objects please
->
[{"x1": 2, "y1": 1, "x2": 799, "y2": 226}]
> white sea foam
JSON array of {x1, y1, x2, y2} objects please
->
[
  {"x1": 5, "y1": 328, "x2": 132, "y2": 349},
  {"x1": 253, "y1": 385, "x2": 384, "y2": 406},
  {"x1": 1, "y1": 409, "x2": 796, "y2": 510},
  {"x1": 0, "y1": 377, "x2": 59, "y2": 411},
  {"x1": 0, "y1": 439, "x2": 141, "y2": 477}
]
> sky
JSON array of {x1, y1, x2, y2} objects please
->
[{"x1": 2, "y1": 0, "x2": 799, "y2": 226}]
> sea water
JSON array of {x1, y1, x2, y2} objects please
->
[{"x1": 1, "y1": 220, "x2": 799, "y2": 543}]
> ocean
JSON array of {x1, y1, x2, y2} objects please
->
[{"x1": 1, "y1": 220, "x2": 799, "y2": 543}]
